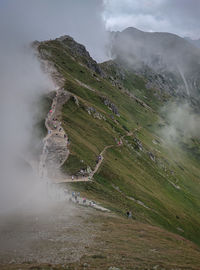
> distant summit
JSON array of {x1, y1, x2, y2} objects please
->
[{"x1": 110, "y1": 27, "x2": 200, "y2": 98}]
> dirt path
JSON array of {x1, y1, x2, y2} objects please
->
[
  {"x1": 39, "y1": 89, "x2": 114, "y2": 183},
  {"x1": 39, "y1": 84, "x2": 142, "y2": 184},
  {"x1": 39, "y1": 88, "x2": 70, "y2": 179},
  {"x1": 54, "y1": 145, "x2": 114, "y2": 183},
  {"x1": 54, "y1": 127, "x2": 141, "y2": 183}
]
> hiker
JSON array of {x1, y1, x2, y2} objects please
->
[
  {"x1": 83, "y1": 198, "x2": 86, "y2": 204},
  {"x1": 59, "y1": 128, "x2": 62, "y2": 132},
  {"x1": 72, "y1": 175, "x2": 74, "y2": 181},
  {"x1": 127, "y1": 211, "x2": 132, "y2": 219},
  {"x1": 64, "y1": 134, "x2": 66, "y2": 138}
]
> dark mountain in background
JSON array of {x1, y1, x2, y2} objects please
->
[{"x1": 110, "y1": 27, "x2": 200, "y2": 99}]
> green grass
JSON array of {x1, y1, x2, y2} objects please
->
[{"x1": 38, "y1": 39, "x2": 200, "y2": 247}]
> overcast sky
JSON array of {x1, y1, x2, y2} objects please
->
[
  {"x1": 0, "y1": 0, "x2": 199, "y2": 63},
  {"x1": 103, "y1": 0, "x2": 200, "y2": 39},
  {"x1": 0, "y1": 0, "x2": 107, "y2": 61}
]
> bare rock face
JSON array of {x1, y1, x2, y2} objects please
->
[
  {"x1": 85, "y1": 106, "x2": 106, "y2": 120},
  {"x1": 56, "y1": 35, "x2": 104, "y2": 76},
  {"x1": 101, "y1": 97, "x2": 120, "y2": 116}
]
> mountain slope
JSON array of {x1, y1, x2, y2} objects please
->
[
  {"x1": 110, "y1": 27, "x2": 200, "y2": 99},
  {"x1": 36, "y1": 34, "x2": 200, "y2": 252}
]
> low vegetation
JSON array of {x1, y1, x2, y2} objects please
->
[{"x1": 37, "y1": 37, "x2": 200, "y2": 250}]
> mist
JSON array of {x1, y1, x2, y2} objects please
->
[
  {"x1": 109, "y1": 27, "x2": 200, "y2": 98},
  {"x1": 160, "y1": 102, "x2": 200, "y2": 145},
  {"x1": 0, "y1": 0, "x2": 108, "y2": 214}
]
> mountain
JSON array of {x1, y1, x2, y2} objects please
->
[
  {"x1": 110, "y1": 27, "x2": 200, "y2": 99},
  {"x1": 185, "y1": 36, "x2": 200, "y2": 49},
  {"x1": 34, "y1": 33, "x2": 200, "y2": 268}
]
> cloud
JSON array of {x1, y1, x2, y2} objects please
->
[
  {"x1": 0, "y1": 0, "x2": 108, "y2": 62},
  {"x1": 103, "y1": 0, "x2": 200, "y2": 39},
  {"x1": 0, "y1": 0, "x2": 108, "y2": 214},
  {"x1": 160, "y1": 102, "x2": 200, "y2": 145}
]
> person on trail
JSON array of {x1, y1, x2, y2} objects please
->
[
  {"x1": 127, "y1": 211, "x2": 132, "y2": 219},
  {"x1": 64, "y1": 134, "x2": 66, "y2": 138},
  {"x1": 59, "y1": 128, "x2": 62, "y2": 132},
  {"x1": 126, "y1": 211, "x2": 129, "y2": 218},
  {"x1": 72, "y1": 175, "x2": 74, "y2": 181},
  {"x1": 83, "y1": 198, "x2": 86, "y2": 204}
]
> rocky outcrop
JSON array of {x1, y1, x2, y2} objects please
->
[
  {"x1": 133, "y1": 138, "x2": 143, "y2": 151},
  {"x1": 85, "y1": 106, "x2": 106, "y2": 120},
  {"x1": 56, "y1": 35, "x2": 104, "y2": 76},
  {"x1": 101, "y1": 97, "x2": 120, "y2": 116}
]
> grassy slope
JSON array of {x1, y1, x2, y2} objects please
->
[{"x1": 38, "y1": 39, "x2": 200, "y2": 248}]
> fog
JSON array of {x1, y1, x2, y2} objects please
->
[
  {"x1": 0, "y1": 0, "x2": 108, "y2": 215},
  {"x1": 160, "y1": 102, "x2": 200, "y2": 145},
  {"x1": 108, "y1": 27, "x2": 200, "y2": 151},
  {"x1": 110, "y1": 27, "x2": 200, "y2": 98},
  {"x1": 1, "y1": 0, "x2": 108, "y2": 62}
]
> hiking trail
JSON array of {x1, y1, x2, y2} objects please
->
[{"x1": 39, "y1": 88, "x2": 70, "y2": 180}]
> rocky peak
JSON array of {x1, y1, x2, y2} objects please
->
[{"x1": 56, "y1": 35, "x2": 103, "y2": 76}]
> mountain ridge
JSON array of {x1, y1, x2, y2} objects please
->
[
  {"x1": 110, "y1": 27, "x2": 200, "y2": 99},
  {"x1": 31, "y1": 32, "x2": 200, "y2": 268}
]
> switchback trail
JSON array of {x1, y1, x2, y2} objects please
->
[
  {"x1": 55, "y1": 127, "x2": 141, "y2": 183},
  {"x1": 55, "y1": 144, "x2": 114, "y2": 183}
]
